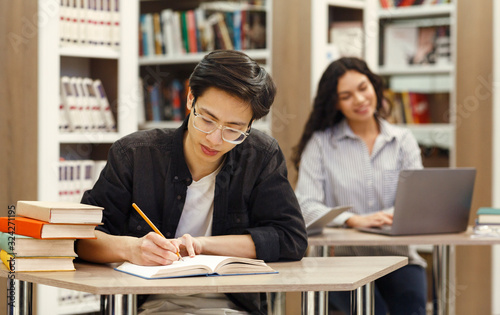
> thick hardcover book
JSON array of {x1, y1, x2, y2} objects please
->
[
  {"x1": 0, "y1": 232, "x2": 76, "y2": 257},
  {"x1": 1, "y1": 250, "x2": 75, "y2": 272},
  {"x1": 115, "y1": 254, "x2": 277, "y2": 279},
  {"x1": 16, "y1": 200, "x2": 103, "y2": 224},
  {"x1": 0, "y1": 217, "x2": 97, "y2": 239}
]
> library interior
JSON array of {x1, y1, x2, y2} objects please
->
[{"x1": 1, "y1": 0, "x2": 499, "y2": 314}]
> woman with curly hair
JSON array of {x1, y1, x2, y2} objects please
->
[{"x1": 293, "y1": 57, "x2": 427, "y2": 315}]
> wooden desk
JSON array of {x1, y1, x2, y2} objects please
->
[
  {"x1": 1, "y1": 256, "x2": 407, "y2": 315},
  {"x1": 308, "y1": 227, "x2": 500, "y2": 315}
]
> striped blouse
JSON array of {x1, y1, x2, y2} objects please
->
[{"x1": 295, "y1": 118, "x2": 426, "y2": 267}]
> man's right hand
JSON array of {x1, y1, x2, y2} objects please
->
[{"x1": 128, "y1": 232, "x2": 183, "y2": 266}]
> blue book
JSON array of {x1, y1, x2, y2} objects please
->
[
  {"x1": 140, "y1": 14, "x2": 149, "y2": 56},
  {"x1": 233, "y1": 10, "x2": 242, "y2": 50}
]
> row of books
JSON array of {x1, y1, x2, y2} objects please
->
[
  {"x1": 384, "y1": 90, "x2": 431, "y2": 124},
  {"x1": 379, "y1": 0, "x2": 450, "y2": 8},
  {"x1": 0, "y1": 201, "x2": 103, "y2": 272},
  {"x1": 60, "y1": 0, "x2": 120, "y2": 49},
  {"x1": 139, "y1": 3, "x2": 266, "y2": 57},
  {"x1": 383, "y1": 22, "x2": 451, "y2": 68},
  {"x1": 141, "y1": 78, "x2": 189, "y2": 123},
  {"x1": 59, "y1": 159, "x2": 106, "y2": 203},
  {"x1": 60, "y1": 76, "x2": 116, "y2": 133}
]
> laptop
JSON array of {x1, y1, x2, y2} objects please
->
[
  {"x1": 357, "y1": 168, "x2": 476, "y2": 236},
  {"x1": 306, "y1": 206, "x2": 352, "y2": 236}
]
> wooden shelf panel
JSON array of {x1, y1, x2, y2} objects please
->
[
  {"x1": 378, "y1": 3, "x2": 454, "y2": 19},
  {"x1": 139, "y1": 50, "x2": 270, "y2": 66}
]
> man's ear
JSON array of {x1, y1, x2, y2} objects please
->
[{"x1": 186, "y1": 88, "x2": 194, "y2": 111}]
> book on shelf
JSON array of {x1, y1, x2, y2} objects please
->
[
  {"x1": 82, "y1": 77, "x2": 107, "y2": 131},
  {"x1": 408, "y1": 92, "x2": 431, "y2": 123},
  {"x1": 401, "y1": 91, "x2": 414, "y2": 123},
  {"x1": 232, "y1": 9, "x2": 242, "y2": 50},
  {"x1": 93, "y1": 79, "x2": 117, "y2": 132},
  {"x1": 186, "y1": 10, "x2": 199, "y2": 53},
  {"x1": 383, "y1": 89, "x2": 405, "y2": 124},
  {"x1": 180, "y1": 11, "x2": 190, "y2": 53},
  {"x1": 329, "y1": 21, "x2": 364, "y2": 59},
  {"x1": 378, "y1": 0, "x2": 449, "y2": 8},
  {"x1": 142, "y1": 13, "x2": 155, "y2": 56},
  {"x1": 1, "y1": 250, "x2": 75, "y2": 272},
  {"x1": 153, "y1": 13, "x2": 165, "y2": 55},
  {"x1": 71, "y1": 77, "x2": 92, "y2": 132},
  {"x1": 0, "y1": 217, "x2": 98, "y2": 239},
  {"x1": 61, "y1": 76, "x2": 82, "y2": 132},
  {"x1": 0, "y1": 232, "x2": 76, "y2": 257},
  {"x1": 115, "y1": 254, "x2": 277, "y2": 279},
  {"x1": 383, "y1": 23, "x2": 419, "y2": 68},
  {"x1": 383, "y1": 20, "x2": 451, "y2": 68},
  {"x1": 139, "y1": 14, "x2": 149, "y2": 56},
  {"x1": 160, "y1": 9, "x2": 176, "y2": 56},
  {"x1": 476, "y1": 207, "x2": 500, "y2": 225},
  {"x1": 16, "y1": 201, "x2": 103, "y2": 224}
]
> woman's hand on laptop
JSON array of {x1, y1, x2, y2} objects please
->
[{"x1": 345, "y1": 211, "x2": 393, "y2": 228}]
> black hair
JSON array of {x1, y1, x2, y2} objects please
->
[
  {"x1": 189, "y1": 50, "x2": 277, "y2": 120},
  {"x1": 292, "y1": 57, "x2": 384, "y2": 170}
]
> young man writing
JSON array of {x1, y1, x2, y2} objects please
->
[{"x1": 77, "y1": 50, "x2": 308, "y2": 313}]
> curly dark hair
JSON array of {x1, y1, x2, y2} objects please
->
[
  {"x1": 292, "y1": 57, "x2": 385, "y2": 170},
  {"x1": 189, "y1": 50, "x2": 276, "y2": 120}
]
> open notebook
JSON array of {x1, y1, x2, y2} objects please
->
[{"x1": 115, "y1": 254, "x2": 277, "y2": 279}]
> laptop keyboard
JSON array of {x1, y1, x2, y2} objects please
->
[{"x1": 378, "y1": 224, "x2": 392, "y2": 231}]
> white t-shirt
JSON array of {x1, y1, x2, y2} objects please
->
[{"x1": 175, "y1": 163, "x2": 223, "y2": 238}]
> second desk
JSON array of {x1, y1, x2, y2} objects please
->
[{"x1": 308, "y1": 227, "x2": 500, "y2": 315}]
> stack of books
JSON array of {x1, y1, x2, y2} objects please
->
[
  {"x1": 0, "y1": 201, "x2": 103, "y2": 272},
  {"x1": 476, "y1": 207, "x2": 500, "y2": 225}
]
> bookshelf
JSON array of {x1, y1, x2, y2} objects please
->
[
  {"x1": 137, "y1": 0, "x2": 273, "y2": 135},
  {"x1": 372, "y1": 0, "x2": 456, "y2": 167},
  {"x1": 36, "y1": 0, "x2": 139, "y2": 313}
]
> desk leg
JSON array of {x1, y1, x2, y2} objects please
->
[
  {"x1": 303, "y1": 245, "x2": 329, "y2": 315},
  {"x1": 433, "y1": 244, "x2": 455, "y2": 315},
  {"x1": 301, "y1": 291, "x2": 328, "y2": 315},
  {"x1": 350, "y1": 282, "x2": 374, "y2": 315},
  {"x1": 6, "y1": 279, "x2": 32, "y2": 315},
  {"x1": 104, "y1": 294, "x2": 137, "y2": 315},
  {"x1": 267, "y1": 292, "x2": 285, "y2": 314}
]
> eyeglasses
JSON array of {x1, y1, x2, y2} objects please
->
[{"x1": 191, "y1": 99, "x2": 251, "y2": 145}]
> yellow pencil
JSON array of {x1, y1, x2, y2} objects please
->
[{"x1": 132, "y1": 203, "x2": 184, "y2": 261}]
